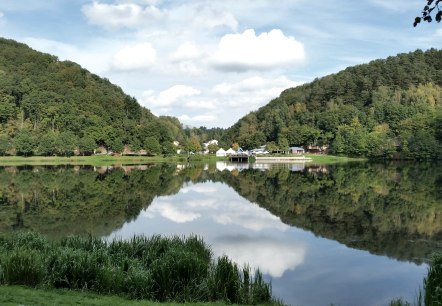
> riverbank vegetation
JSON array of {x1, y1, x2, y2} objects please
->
[{"x1": 0, "y1": 232, "x2": 275, "y2": 304}]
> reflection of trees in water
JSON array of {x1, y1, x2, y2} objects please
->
[
  {"x1": 0, "y1": 164, "x2": 188, "y2": 238},
  {"x1": 210, "y1": 162, "x2": 442, "y2": 264},
  {"x1": 0, "y1": 162, "x2": 440, "y2": 263}
]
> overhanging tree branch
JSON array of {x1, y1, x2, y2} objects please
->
[{"x1": 414, "y1": 0, "x2": 442, "y2": 26}]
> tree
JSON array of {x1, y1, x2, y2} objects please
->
[
  {"x1": 78, "y1": 136, "x2": 96, "y2": 156},
  {"x1": 0, "y1": 134, "x2": 11, "y2": 156},
  {"x1": 14, "y1": 130, "x2": 34, "y2": 156},
  {"x1": 414, "y1": 0, "x2": 442, "y2": 26},
  {"x1": 207, "y1": 143, "x2": 219, "y2": 154},
  {"x1": 145, "y1": 136, "x2": 161, "y2": 155},
  {"x1": 37, "y1": 131, "x2": 58, "y2": 156}
]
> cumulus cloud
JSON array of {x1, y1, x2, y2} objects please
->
[
  {"x1": 213, "y1": 76, "x2": 302, "y2": 108},
  {"x1": 211, "y1": 29, "x2": 305, "y2": 72},
  {"x1": 82, "y1": 2, "x2": 163, "y2": 30},
  {"x1": 112, "y1": 42, "x2": 156, "y2": 71},
  {"x1": 179, "y1": 114, "x2": 217, "y2": 123},
  {"x1": 82, "y1": 1, "x2": 237, "y2": 32},
  {"x1": 142, "y1": 85, "x2": 201, "y2": 107},
  {"x1": 170, "y1": 42, "x2": 201, "y2": 61}
]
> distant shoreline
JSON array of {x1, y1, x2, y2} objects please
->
[{"x1": 0, "y1": 154, "x2": 364, "y2": 166}]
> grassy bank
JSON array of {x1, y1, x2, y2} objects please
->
[
  {"x1": 0, "y1": 153, "x2": 363, "y2": 166},
  {"x1": 303, "y1": 154, "x2": 366, "y2": 164},
  {"x1": 0, "y1": 232, "x2": 275, "y2": 305},
  {"x1": 0, "y1": 285, "x2": 237, "y2": 306}
]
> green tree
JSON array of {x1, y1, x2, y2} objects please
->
[
  {"x1": 145, "y1": 136, "x2": 161, "y2": 155},
  {"x1": 207, "y1": 143, "x2": 219, "y2": 154},
  {"x1": 37, "y1": 131, "x2": 58, "y2": 156},
  {"x1": 57, "y1": 131, "x2": 77, "y2": 156},
  {"x1": 78, "y1": 136, "x2": 96, "y2": 156},
  {"x1": 0, "y1": 134, "x2": 11, "y2": 156},
  {"x1": 14, "y1": 130, "x2": 34, "y2": 156},
  {"x1": 0, "y1": 94, "x2": 17, "y2": 123}
]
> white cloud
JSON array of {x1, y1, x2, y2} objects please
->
[
  {"x1": 170, "y1": 42, "x2": 201, "y2": 61},
  {"x1": 190, "y1": 4, "x2": 238, "y2": 31},
  {"x1": 82, "y1": 2, "x2": 163, "y2": 30},
  {"x1": 369, "y1": 0, "x2": 421, "y2": 12},
  {"x1": 211, "y1": 29, "x2": 305, "y2": 72},
  {"x1": 82, "y1": 1, "x2": 237, "y2": 32},
  {"x1": 142, "y1": 85, "x2": 201, "y2": 107},
  {"x1": 179, "y1": 114, "x2": 217, "y2": 123},
  {"x1": 112, "y1": 42, "x2": 156, "y2": 71},
  {"x1": 213, "y1": 76, "x2": 302, "y2": 108}
]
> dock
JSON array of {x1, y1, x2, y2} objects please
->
[
  {"x1": 254, "y1": 156, "x2": 312, "y2": 163},
  {"x1": 229, "y1": 154, "x2": 249, "y2": 162}
]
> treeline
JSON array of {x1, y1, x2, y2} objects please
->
[
  {"x1": 223, "y1": 49, "x2": 442, "y2": 159},
  {"x1": 0, "y1": 38, "x2": 187, "y2": 156}
]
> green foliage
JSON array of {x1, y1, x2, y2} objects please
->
[
  {"x1": 424, "y1": 253, "x2": 442, "y2": 305},
  {"x1": 0, "y1": 38, "x2": 186, "y2": 157},
  {"x1": 223, "y1": 49, "x2": 442, "y2": 160},
  {"x1": 0, "y1": 134, "x2": 11, "y2": 156},
  {"x1": 13, "y1": 130, "x2": 34, "y2": 156},
  {"x1": 0, "y1": 232, "x2": 274, "y2": 304}
]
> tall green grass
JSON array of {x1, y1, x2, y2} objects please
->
[
  {"x1": 0, "y1": 232, "x2": 275, "y2": 304},
  {"x1": 389, "y1": 252, "x2": 441, "y2": 306}
]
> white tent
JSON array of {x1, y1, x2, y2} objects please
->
[
  {"x1": 226, "y1": 148, "x2": 236, "y2": 155},
  {"x1": 216, "y1": 148, "x2": 227, "y2": 157}
]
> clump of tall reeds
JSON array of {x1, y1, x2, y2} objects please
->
[
  {"x1": 0, "y1": 232, "x2": 275, "y2": 304},
  {"x1": 424, "y1": 252, "x2": 442, "y2": 305},
  {"x1": 389, "y1": 252, "x2": 442, "y2": 306}
]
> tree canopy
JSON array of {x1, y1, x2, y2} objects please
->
[{"x1": 0, "y1": 38, "x2": 186, "y2": 156}]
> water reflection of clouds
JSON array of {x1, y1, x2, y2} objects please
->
[
  {"x1": 213, "y1": 235, "x2": 306, "y2": 278},
  {"x1": 143, "y1": 202, "x2": 201, "y2": 223},
  {"x1": 117, "y1": 181, "x2": 302, "y2": 279},
  {"x1": 144, "y1": 186, "x2": 287, "y2": 231}
]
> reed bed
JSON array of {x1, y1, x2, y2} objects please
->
[{"x1": 0, "y1": 232, "x2": 275, "y2": 304}]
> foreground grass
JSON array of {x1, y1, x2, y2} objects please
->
[
  {"x1": 0, "y1": 285, "x2": 236, "y2": 306},
  {"x1": 0, "y1": 232, "x2": 275, "y2": 305}
]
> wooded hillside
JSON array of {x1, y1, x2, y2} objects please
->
[
  {"x1": 0, "y1": 38, "x2": 185, "y2": 156},
  {"x1": 223, "y1": 49, "x2": 442, "y2": 159}
]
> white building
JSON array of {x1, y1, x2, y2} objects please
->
[{"x1": 216, "y1": 148, "x2": 227, "y2": 157}]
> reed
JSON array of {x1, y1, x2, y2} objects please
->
[
  {"x1": 0, "y1": 232, "x2": 275, "y2": 304},
  {"x1": 424, "y1": 252, "x2": 442, "y2": 305}
]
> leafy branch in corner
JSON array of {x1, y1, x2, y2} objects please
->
[{"x1": 414, "y1": 0, "x2": 442, "y2": 26}]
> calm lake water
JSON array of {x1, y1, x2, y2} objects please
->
[{"x1": 0, "y1": 161, "x2": 441, "y2": 306}]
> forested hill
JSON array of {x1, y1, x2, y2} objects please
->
[
  {"x1": 223, "y1": 49, "x2": 442, "y2": 159},
  {"x1": 0, "y1": 38, "x2": 185, "y2": 156}
]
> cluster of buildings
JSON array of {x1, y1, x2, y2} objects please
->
[{"x1": 202, "y1": 139, "x2": 328, "y2": 157}]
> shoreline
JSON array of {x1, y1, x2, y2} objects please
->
[{"x1": 0, "y1": 154, "x2": 365, "y2": 166}]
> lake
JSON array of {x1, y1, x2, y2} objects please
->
[{"x1": 0, "y1": 161, "x2": 441, "y2": 306}]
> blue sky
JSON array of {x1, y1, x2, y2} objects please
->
[{"x1": 0, "y1": 0, "x2": 441, "y2": 128}]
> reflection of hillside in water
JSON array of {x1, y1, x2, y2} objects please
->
[
  {"x1": 0, "y1": 162, "x2": 440, "y2": 264},
  {"x1": 213, "y1": 162, "x2": 442, "y2": 264},
  {"x1": 0, "y1": 164, "x2": 186, "y2": 238}
]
